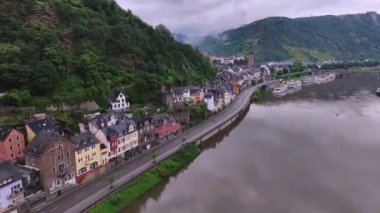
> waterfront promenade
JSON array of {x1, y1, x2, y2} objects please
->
[{"x1": 36, "y1": 84, "x2": 262, "y2": 213}]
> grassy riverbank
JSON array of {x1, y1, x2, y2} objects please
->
[
  {"x1": 250, "y1": 88, "x2": 266, "y2": 102},
  {"x1": 89, "y1": 144, "x2": 201, "y2": 213}
]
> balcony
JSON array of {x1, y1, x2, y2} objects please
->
[{"x1": 9, "y1": 188, "x2": 24, "y2": 201}]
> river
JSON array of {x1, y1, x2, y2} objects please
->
[{"x1": 123, "y1": 71, "x2": 380, "y2": 213}]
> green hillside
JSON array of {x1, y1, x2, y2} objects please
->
[
  {"x1": 198, "y1": 12, "x2": 380, "y2": 62},
  {"x1": 0, "y1": 0, "x2": 216, "y2": 108}
]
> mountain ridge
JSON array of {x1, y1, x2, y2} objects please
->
[{"x1": 197, "y1": 11, "x2": 380, "y2": 62}]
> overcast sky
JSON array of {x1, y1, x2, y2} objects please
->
[{"x1": 116, "y1": 0, "x2": 380, "y2": 36}]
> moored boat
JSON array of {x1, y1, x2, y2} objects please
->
[
  {"x1": 376, "y1": 88, "x2": 380, "y2": 96},
  {"x1": 302, "y1": 77, "x2": 315, "y2": 84},
  {"x1": 287, "y1": 80, "x2": 302, "y2": 89},
  {"x1": 272, "y1": 84, "x2": 288, "y2": 97},
  {"x1": 327, "y1": 73, "x2": 336, "y2": 81},
  {"x1": 316, "y1": 75, "x2": 329, "y2": 84}
]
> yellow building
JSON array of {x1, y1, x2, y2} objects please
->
[{"x1": 71, "y1": 133, "x2": 107, "y2": 180}]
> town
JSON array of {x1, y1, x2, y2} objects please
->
[
  {"x1": 2, "y1": 48, "x2": 380, "y2": 212},
  {"x1": 0, "y1": 58, "x2": 269, "y2": 213}
]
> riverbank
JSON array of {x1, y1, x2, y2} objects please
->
[
  {"x1": 250, "y1": 87, "x2": 266, "y2": 102},
  {"x1": 88, "y1": 144, "x2": 200, "y2": 213}
]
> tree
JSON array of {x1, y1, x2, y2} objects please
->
[
  {"x1": 30, "y1": 61, "x2": 60, "y2": 95},
  {"x1": 107, "y1": 174, "x2": 115, "y2": 189}
]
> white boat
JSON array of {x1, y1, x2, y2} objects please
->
[
  {"x1": 287, "y1": 80, "x2": 302, "y2": 89},
  {"x1": 272, "y1": 84, "x2": 288, "y2": 96},
  {"x1": 302, "y1": 77, "x2": 315, "y2": 84},
  {"x1": 327, "y1": 73, "x2": 336, "y2": 81},
  {"x1": 316, "y1": 75, "x2": 329, "y2": 84}
]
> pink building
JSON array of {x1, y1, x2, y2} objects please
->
[
  {"x1": 0, "y1": 127, "x2": 25, "y2": 163},
  {"x1": 153, "y1": 114, "x2": 181, "y2": 141}
]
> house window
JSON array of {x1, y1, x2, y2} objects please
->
[
  {"x1": 9, "y1": 138, "x2": 12, "y2": 143},
  {"x1": 52, "y1": 157, "x2": 55, "y2": 164},
  {"x1": 31, "y1": 159, "x2": 35, "y2": 166},
  {"x1": 10, "y1": 146, "x2": 13, "y2": 150},
  {"x1": 52, "y1": 167, "x2": 56, "y2": 174},
  {"x1": 92, "y1": 152, "x2": 96, "y2": 157},
  {"x1": 92, "y1": 145, "x2": 95, "y2": 149},
  {"x1": 85, "y1": 155, "x2": 89, "y2": 160},
  {"x1": 17, "y1": 144, "x2": 20, "y2": 148},
  {"x1": 66, "y1": 152, "x2": 70, "y2": 158},
  {"x1": 79, "y1": 167, "x2": 87, "y2": 175},
  {"x1": 56, "y1": 179, "x2": 61, "y2": 185},
  {"x1": 78, "y1": 158, "x2": 82, "y2": 163},
  {"x1": 11, "y1": 153, "x2": 14, "y2": 158},
  {"x1": 85, "y1": 147, "x2": 89, "y2": 152},
  {"x1": 16, "y1": 136, "x2": 20, "y2": 141}
]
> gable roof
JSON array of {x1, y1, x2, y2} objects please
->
[
  {"x1": 109, "y1": 88, "x2": 128, "y2": 102},
  {"x1": 133, "y1": 115, "x2": 154, "y2": 128},
  {"x1": 24, "y1": 131, "x2": 70, "y2": 157},
  {"x1": 26, "y1": 119, "x2": 57, "y2": 135},
  {"x1": 0, "y1": 126, "x2": 12, "y2": 141},
  {"x1": 0, "y1": 161, "x2": 21, "y2": 184},
  {"x1": 71, "y1": 132, "x2": 100, "y2": 151},
  {"x1": 111, "y1": 119, "x2": 137, "y2": 136}
]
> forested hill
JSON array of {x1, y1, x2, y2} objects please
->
[
  {"x1": 198, "y1": 12, "x2": 380, "y2": 62},
  {"x1": 0, "y1": 0, "x2": 216, "y2": 107}
]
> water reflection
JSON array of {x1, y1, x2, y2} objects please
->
[{"x1": 123, "y1": 72, "x2": 380, "y2": 213}]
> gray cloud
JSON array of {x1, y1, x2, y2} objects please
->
[{"x1": 116, "y1": 0, "x2": 380, "y2": 36}]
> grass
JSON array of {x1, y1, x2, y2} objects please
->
[
  {"x1": 284, "y1": 45, "x2": 334, "y2": 62},
  {"x1": 250, "y1": 88, "x2": 265, "y2": 102},
  {"x1": 276, "y1": 71, "x2": 313, "y2": 80},
  {"x1": 88, "y1": 144, "x2": 201, "y2": 213}
]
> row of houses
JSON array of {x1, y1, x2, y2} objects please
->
[
  {"x1": 163, "y1": 66, "x2": 267, "y2": 113},
  {"x1": 0, "y1": 103, "x2": 182, "y2": 211}
]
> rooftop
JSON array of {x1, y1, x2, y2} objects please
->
[
  {"x1": 0, "y1": 161, "x2": 21, "y2": 185},
  {"x1": 71, "y1": 132, "x2": 100, "y2": 151},
  {"x1": 24, "y1": 131, "x2": 67, "y2": 156},
  {"x1": 26, "y1": 119, "x2": 57, "y2": 135},
  {"x1": 0, "y1": 126, "x2": 12, "y2": 141}
]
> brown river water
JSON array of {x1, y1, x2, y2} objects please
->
[{"x1": 123, "y1": 71, "x2": 380, "y2": 213}]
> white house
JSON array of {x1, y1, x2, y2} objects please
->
[
  {"x1": 109, "y1": 89, "x2": 130, "y2": 112},
  {"x1": 173, "y1": 87, "x2": 191, "y2": 103},
  {"x1": 204, "y1": 93, "x2": 216, "y2": 112},
  {"x1": 0, "y1": 162, "x2": 24, "y2": 211},
  {"x1": 223, "y1": 91, "x2": 232, "y2": 106}
]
